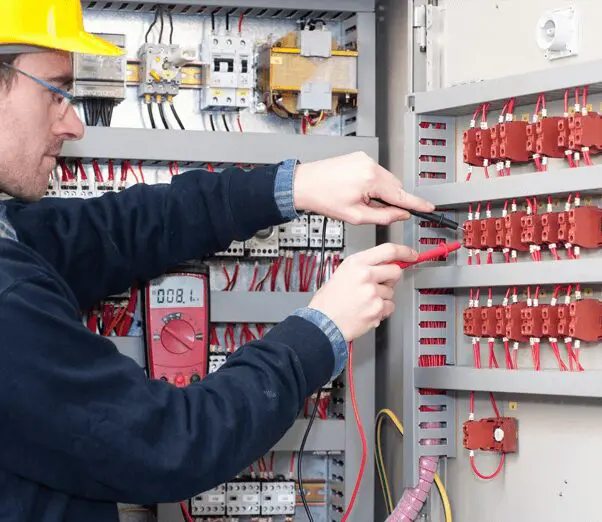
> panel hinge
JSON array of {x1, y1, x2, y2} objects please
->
[{"x1": 413, "y1": 5, "x2": 427, "y2": 52}]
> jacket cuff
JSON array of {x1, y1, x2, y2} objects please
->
[
  {"x1": 291, "y1": 307, "x2": 348, "y2": 380},
  {"x1": 274, "y1": 159, "x2": 300, "y2": 220},
  {"x1": 264, "y1": 315, "x2": 335, "y2": 395}
]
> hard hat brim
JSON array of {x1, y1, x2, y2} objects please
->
[{"x1": 2, "y1": 31, "x2": 124, "y2": 57}]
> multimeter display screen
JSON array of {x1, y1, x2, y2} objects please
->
[{"x1": 149, "y1": 275, "x2": 204, "y2": 308}]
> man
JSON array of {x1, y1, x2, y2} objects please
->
[{"x1": 0, "y1": 1, "x2": 434, "y2": 520}]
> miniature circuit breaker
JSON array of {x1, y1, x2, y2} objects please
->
[
  {"x1": 191, "y1": 484, "x2": 226, "y2": 516},
  {"x1": 138, "y1": 43, "x2": 196, "y2": 97},
  {"x1": 226, "y1": 482, "x2": 261, "y2": 516},
  {"x1": 310, "y1": 215, "x2": 345, "y2": 249},
  {"x1": 200, "y1": 35, "x2": 256, "y2": 110},
  {"x1": 73, "y1": 33, "x2": 127, "y2": 100},
  {"x1": 260, "y1": 481, "x2": 296, "y2": 516}
]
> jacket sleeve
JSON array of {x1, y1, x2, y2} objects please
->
[
  {"x1": 0, "y1": 269, "x2": 333, "y2": 505},
  {"x1": 4, "y1": 164, "x2": 287, "y2": 310}
]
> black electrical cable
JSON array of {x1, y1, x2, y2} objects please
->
[
  {"x1": 145, "y1": 7, "x2": 161, "y2": 43},
  {"x1": 167, "y1": 8, "x2": 174, "y2": 45},
  {"x1": 221, "y1": 113, "x2": 230, "y2": 132},
  {"x1": 147, "y1": 103, "x2": 157, "y2": 129},
  {"x1": 225, "y1": 12, "x2": 230, "y2": 32},
  {"x1": 158, "y1": 101, "x2": 170, "y2": 129},
  {"x1": 158, "y1": 7, "x2": 165, "y2": 43},
  {"x1": 298, "y1": 216, "x2": 328, "y2": 522},
  {"x1": 211, "y1": 12, "x2": 216, "y2": 33},
  {"x1": 170, "y1": 102, "x2": 186, "y2": 130},
  {"x1": 209, "y1": 113, "x2": 216, "y2": 131}
]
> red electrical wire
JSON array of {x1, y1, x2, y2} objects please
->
[
  {"x1": 340, "y1": 342, "x2": 366, "y2": 522},
  {"x1": 238, "y1": 12, "x2": 244, "y2": 33},
  {"x1": 237, "y1": 114, "x2": 244, "y2": 133},
  {"x1": 180, "y1": 502, "x2": 195, "y2": 522},
  {"x1": 470, "y1": 453, "x2": 506, "y2": 481}
]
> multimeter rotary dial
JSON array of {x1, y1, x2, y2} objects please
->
[{"x1": 159, "y1": 312, "x2": 203, "y2": 355}]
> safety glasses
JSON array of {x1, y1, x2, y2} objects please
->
[{"x1": 1, "y1": 62, "x2": 74, "y2": 119}]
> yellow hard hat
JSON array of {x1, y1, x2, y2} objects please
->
[{"x1": 0, "y1": 0, "x2": 123, "y2": 56}]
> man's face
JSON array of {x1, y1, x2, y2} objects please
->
[{"x1": 0, "y1": 51, "x2": 84, "y2": 201}]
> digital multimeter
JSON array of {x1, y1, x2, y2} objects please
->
[{"x1": 145, "y1": 262, "x2": 210, "y2": 387}]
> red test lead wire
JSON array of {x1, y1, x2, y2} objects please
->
[{"x1": 391, "y1": 241, "x2": 462, "y2": 269}]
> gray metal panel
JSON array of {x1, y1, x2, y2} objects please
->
[
  {"x1": 61, "y1": 127, "x2": 379, "y2": 164},
  {"x1": 110, "y1": 336, "x2": 146, "y2": 367},
  {"x1": 356, "y1": 12, "x2": 377, "y2": 136},
  {"x1": 272, "y1": 420, "x2": 346, "y2": 451},
  {"x1": 210, "y1": 292, "x2": 311, "y2": 322},
  {"x1": 415, "y1": 367, "x2": 602, "y2": 399},
  {"x1": 411, "y1": 58, "x2": 602, "y2": 116},
  {"x1": 416, "y1": 165, "x2": 602, "y2": 209},
  {"x1": 414, "y1": 259, "x2": 602, "y2": 290},
  {"x1": 83, "y1": 0, "x2": 376, "y2": 14}
]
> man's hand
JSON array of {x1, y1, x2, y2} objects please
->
[
  {"x1": 293, "y1": 152, "x2": 435, "y2": 225},
  {"x1": 308, "y1": 243, "x2": 416, "y2": 342}
]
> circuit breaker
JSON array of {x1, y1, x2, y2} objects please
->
[
  {"x1": 200, "y1": 35, "x2": 255, "y2": 110},
  {"x1": 260, "y1": 481, "x2": 296, "y2": 516},
  {"x1": 138, "y1": 43, "x2": 196, "y2": 97},
  {"x1": 246, "y1": 226, "x2": 280, "y2": 257},
  {"x1": 226, "y1": 482, "x2": 261, "y2": 515},
  {"x1": 310, "y1": 215, "x2": 345, "y2": 249},
  {"x1": 73, "y1": 33, "x2": 127, "y2": 100},
  {"x1": 190, "y1": 484, "x2": 227, "y2": 516},
  {"x1": 279, "y1": 215, "x2": 310, "y2": 248}
]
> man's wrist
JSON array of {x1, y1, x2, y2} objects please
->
[
  {"x1": 291, "y1": 307, "x2": 348, "y2": 380},
  {"x1": 274, "y1": 159, "x2": 301, "y2": 220}
]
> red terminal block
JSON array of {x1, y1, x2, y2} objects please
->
[
  {"x1": 479, "y1": 218, "x2": 498, "y2": 249},
  {"x1": 561, "y1": 299, "x2": 602, "y2": 342},
  {"x1": 521, "y1": 306, "x2": 544, "y2": 338},
  {"x1": 489, "y1": 123, "x2": 501, "y2": 161},
  {"x1": 475, "y1": 128, "x2": 493, "y2": 163},
  {"x1": 463, "y1": 417, "x2": 518, "y2": 453},
  {"x1": 534, "y1": 117, "x2": 566, "y2": 158},
  {"x1": 505, "y1": 302, "x2": 529, "y2": 342},
  {"x1": 463, "y1": 220, "x2": 483, "y2": 250},
  {"x1": 541, "y1": 212, "x2": 561, "y2": 245},
  {"x1": 463, "y1": 127, "x2": 480, "y2": 166},
  {"x1": 464, "y1": 307, "x2": 483, "y2": 337},
  {"x1": 494, "y1": 217, "x2": 506, "y2": 248},
  {"x1": 495, "y1": 307, "x2": 507, "y2": 338},
  {"x1": 498, "y1": 121, "x2": 530, "y2": 163},
  {"x1": 481, "y1": 306, "x2": 502, "y2": 338},
  {"x1": 541, "y1": 304, "x2": 567, "y2": 338},
  {"x1": 558, "y1": 207, "x2": 602, "y2": 248},
  {"x1": 568, "y1": 112, "x2": 602, "y2": 152},
  {"x1": 520, "y1": 214, "x2": 543, "y2": 246},
  {"x1": 504, "y1": 211, "x2": 529, "y2": 251}
]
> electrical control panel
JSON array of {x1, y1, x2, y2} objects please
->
[
  {"x1": 138, "y1": 43, "x2": 196, "y2": 97},
  {"x1": 279, "y1": 215, "x2": 310, "y2": 248},
  {"x1": 73, "y1": 33, "x2": 127, "y2": 100},
  {"x1": 215, "y1": 241, "x2": 245, "y2": 257},
  {"x1": 190, "y1": 484, "x2": 227, "y2": 516},
  {"x1": 200, "y1": 35, "x2": 256, "y2": 110},
  {"x1": 245, "y1": 226, "x2": 280, "y2": 258}
]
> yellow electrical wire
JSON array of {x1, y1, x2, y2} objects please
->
[{"x1": 375, "y1": 408, "x2": 453, "y2": 522}]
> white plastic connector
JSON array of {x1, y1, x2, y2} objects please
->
[
  {"x1": 574, "y1": 339, "x2": 581, "y2": 349},
  {"x1": 511, "y1": 201, "x2": 518, "y2": 212},
  {"x1": 513, "y1": 342, "x2": 519, "y2": 351},
  {"x1": 167, "y1": 47, "x2": 197, "y2": 67},
  {"x1": 551, "y1": 297, "x2": 558, "y2": 306},
  {"x1": 574, "y1": 246, "x2": 581, "y2": 258}
]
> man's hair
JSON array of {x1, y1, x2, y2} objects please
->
[{"x1": 0, "y1": 54, "x2": 19, "y2": 89}]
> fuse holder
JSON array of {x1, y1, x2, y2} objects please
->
[
  {"x1": 494, "y1": 217, "x2": 506, "y2": 248},
  {"x1": 564, "y1": 299, "x2": 602, "y2": 342},
  {"x1": 559, "y1": 206, "x2": 602, "y2": 248},
  {"x1": 498, "y1": 121, "x2": 529, "y2": 163},
  {"x1": 464, "y1": 307, "x2": 483, "y2": 337},
  {"x1": 463, "y1": 128, "x2": 480, "y2": 166},
  {"x1": 521, "y1": 306, "x2": 544, "y2": 338},
  {"x1": 557, "y1": 117, "x2": 569, "y2": 149},
  {"x1": 541, "y1": 212, "x2": 561, "y2": 244},
  {"x1": 541, "y1": 304, "x2": 567, "y2": 338},
  {"x1": 504, "y1": 212, "x2": 529, "y2": 251},
  {"x1": 520, "y1": 214, "x2": 543, "y2": 245},
  {"x1": 475, "y1": 128, "x2": 493, "y2": 163},
  {"x1": 479, "y1": 218, "x2": 498, "y2": 249},
  {"x1": 463, "y1": 417, "x2": 518, "y2": 453},
  {"x1": 463, "y1": 220, "x2": 483, "y2": 250},
  {"x1": 481, "y1": 306, "x2": 502, "y2": 338},
  {"x1": 495, "y1": 306, "x2": 508, "y2": 338},
  {"x1": 534, "y1": 117, "x2": 566, "y2": 158},
  {"x1": 505, "y1": 302, "x2": 529, "y2": 342},
  {"x1": 489, "y1": 124, "x2": 501, "y2": 161},
  {"x1": 568, "y1": 112, "x2": 602, "y2": 151}
]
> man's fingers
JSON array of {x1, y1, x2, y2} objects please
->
[
  {"x1": 354, "y1": 243, "x2": 418, "y2": 266},
  {"x1": 369, "y1": 264, "x2": 403, "y2": 285},
  {"x1": 374, "y1": 164, "x2": 435, "y2": 212},
  {"x1": 355, "y1": 205, "x2": 410, "y2": 225},
  {"x1": 376, "y1": 284, "x2": 395, "y2": 301}
]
